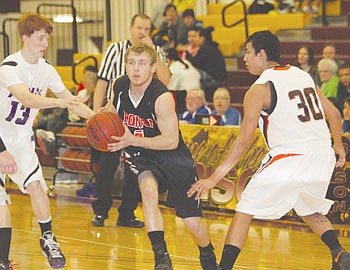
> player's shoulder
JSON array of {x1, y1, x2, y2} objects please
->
[{"x1": 0, "y1": 52, "x2": 19, "y2": 68}]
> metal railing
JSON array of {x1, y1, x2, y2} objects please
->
[
  {"x1": 2, "y1": 18, "x2": 19, "y2": 58},
  {"x1": 222, "y1": 0, "x2": 248, "y2": 40},
  {"x1": 0, "y1": 31, "x2": 9, "y2": 58}
]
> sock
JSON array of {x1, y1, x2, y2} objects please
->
[
  {"x1": 148, "y1": 231, "x2": 165, "y2": 246},
  {"x1": 220, "y1": 244, "x2": 241, "y2": 270},
  {"x1": 198, "y1": 242, "x2": 214, "y2": 255},
  {"x1": 38, "y1": 217, "x2": 52, "y2": 236},
  {"x1": 0, "y1": 228, "x2": 12, "y2": 262},
  {"x1": 321, "y1": 230, "x2": 343, "y2": 257}
]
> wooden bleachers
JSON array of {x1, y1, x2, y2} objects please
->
[{"x1": 279, "y1": 40, "x2": 350, "y2": 55}]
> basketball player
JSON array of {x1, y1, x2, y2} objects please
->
[
  {"x1": 188, "y1": 30, "x2": 350, "y2": 270},
  {"x1": 0, "y1": 14, "x2": 94, "y2": 269},
  {"x1": 91, "y1": 13, "x2": 170, "y2": 228},
  {"x1": 106, "y1": 43, "x2": 217, "y2": 270}
]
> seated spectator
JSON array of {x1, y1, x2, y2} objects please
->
[
  {"x1": 176, "y1": 8, "x2": 203, "y2": 51},
  {"x1": 321, "y1": 43, "x2": 345, "y2": 68},
  {"x1": 76, "y1": 65, "x2": 98, "y2": 93},
  {"x1": 165, "y1": 48, "x2": 200, "y2": 114},
  {"x1": 335, "y1": 63, "x2": 350, "y2": 113},
  {"x1": 302, "y1": 0, "x2": 321, "y2": 14},
  {"x1": 184, "y1": 26, "x2": 227, "y2": 91},
  {"x1": 179, "y1": 88, "x2": 211, "y2": 124},
  {"x1": 318, "y1": 58, "x2": 339, "y2": 99},
  {"x1": 211, "y1": 87, "x2": 241, "y2": 126},
  {"x1": 277, "y1": 0, "x2": 295, "y2": 13},
  {"x1": 69, "y1": 68, "x2": 97, "y2": 122},
  {"x1": 151, "y1": 0, "x2": 171, "y2": 30},
  {"x1": 249, "y1": 0, "x2": 274, "y2": 14},
  {"x1": 342, "y1": 97, "x2": 350, "y2": 133},
  {"x1": 296, "y1": 45, "x2": 318, "y2": 84},
  {"x1": 153, "y1": 3, "x2": 186, "y2": 50}
]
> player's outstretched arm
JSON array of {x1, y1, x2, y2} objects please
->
[
  {"x1": 316, "y1": 86, "x2": 345, "y2": 167},
  {"x1": 187, "y1": 83, "x2": 268, "y2": 200},
  {"x1": 55, "y1": 90, "x2": 95, "y2": 119}
]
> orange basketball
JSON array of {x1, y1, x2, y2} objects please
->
[{"x1": 86, "y1": 112, "x2": 125, "y2": 152}]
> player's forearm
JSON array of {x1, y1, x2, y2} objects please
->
[
  {"x1": 328, "y1": 109, "x2": 343, "y2": 148},
  {"x1": 70, "y1": 103, "x2": 95, "y2": 119},
  {"x1": 156, "y1": 57, "x2": 171, "y2": 86},
  {"x1": 22, "y1": 94, "x2": 62, "y2": 109}
]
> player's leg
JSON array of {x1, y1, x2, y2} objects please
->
[
  {"x1": 182, "y1": 216, "x2": 219, "y2": 270},
  {"x1": 218, "y1": 212, "x2": 253, "y2": 270},
  {"x1": 117, "y1": 164, "x2": 144, "y2": 228},
  {"x1": 26, "y1": 180, "x2": 66, "y2": 269},
  {"x1": 138, "y1": 170, "x2": 171, "y2": 270},
  {"x1": 301, "y1": 213, "x2": 350, "y2": 270},
  {"x1": 0, "y1": 183, "x2": 12, "y2": 270},
  {"x1": 91, "y1": 151, "x2": 119, "y2": 226}
]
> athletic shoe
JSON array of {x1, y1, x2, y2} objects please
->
[
  {"x1": 91, "y1": 215, "x2": 105, "y2": 227},
  {"x1": 155, "y1": 252, "x2": 173, "y2": 270},
  {"x1": 0, "y1": 260, "x2": 13, "y2": 270},
  {"x1": 116, "y1": 216, "x2": 144, "y2": 228},
  {"x1": 40, "y1": 233, "x2": 66, "y2": 269},
  {"x1": 332, "y1": 249, "x2": 350, "y2": 270},
  {"x1": 200, "y1": 250, "x2": 218, "y2": 270}
]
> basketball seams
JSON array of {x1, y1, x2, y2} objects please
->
[
  {"x1": 93, "y1": 116, "x2": 113, "y2": 143},
  {"x1": 105, "y1": 111, "x2": 123, "y2": 137}
]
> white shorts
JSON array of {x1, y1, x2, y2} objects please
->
[
  {"x1": 0, "y1": 134, "x2": 47, "y2": 202},
  {"x1": 236, "y1": 148, "x2": 336, "y2": 219}
]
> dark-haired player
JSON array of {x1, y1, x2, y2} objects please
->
[
  {"x1": 0, "y1": 13, "x2": 93, "y2": 269},
  {"x1": 188, "y1": 30, "x2": 350, "y2": 270}
]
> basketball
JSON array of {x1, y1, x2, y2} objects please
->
[{"x1": 86, "y1": 111, "x2": 125, "y2": 152}]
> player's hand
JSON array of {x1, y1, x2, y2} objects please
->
[
  {"x1": 107, "y1": 124, "x2": 133, "y2": 152},
  {"x1": 334, "y1": 144, "x2": 346, "y2": 168},
  {"x1": 0, "y1": 150, "x2": 17, "y2": 174},
  {"x1": 187, "y1": 178, "x2": 217, "y2": 200},
  {"x1": 58, "y1": 96, "x2": 87, "y2": 109}
]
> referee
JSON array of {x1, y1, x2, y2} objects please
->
[{"x1": 91, "y1": 14, "x2": 171, "y2": 227}]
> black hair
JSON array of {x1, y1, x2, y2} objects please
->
[
  {"x1": 84, "y1": 65, "x2": 98, "y2": 73},
  {"x1": 165, "y1": 48, "x2": 189, "y2": 69},
  {"x1": 339, "y1": 62, "x2": 350, "y2": 70},
  {"x1": 296, "y1": 45, "x2": 316, "y2": 65},
  {"x1": 246, "y1": 30, "x2": 280, "y2": 62},
  {"x1": 182, "y1": 9, "x2": 195, "y2": 19},
  {"x1": 163, "y1": 4, "x2": 177, "y2": 16}
]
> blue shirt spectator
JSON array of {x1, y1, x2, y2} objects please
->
[
  {"x1": 179, "y1": 89, "x2": 210, "y2": 124},
  {"x1": 211, "y1": 87, "x2": 241, "y2": 126}
]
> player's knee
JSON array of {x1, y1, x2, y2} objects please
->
[{"x1": 25, "y1": 180, "x2": 43, "y2": 194}]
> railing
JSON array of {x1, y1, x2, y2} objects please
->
[
  {"x1": 37, "y1": 3, "x2": 78, "y2": 57},
  {"x1": 0, "y1": 31, "x2": 9, "y2": 58},
  {"x1": 221, "y1": 0, "x2": 248, "y2": 40},
  {"x1": 72, "y1": 55, "x2": 98, "y2": 85},
  {"x1": 2, "y1": 18, "x2": 19, "y2": 58}
]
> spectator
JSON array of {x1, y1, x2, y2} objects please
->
[
  {"x1": 166, "y1": 48, "x2": 200, "y2": 91},
  {"x1": 179, "y1": 88, "x2": 211, "y2": 124},
  {"x1": 318, "y1": 58, "x2": 339, "y2": 99},
  {"x1": 277, "y1": 0, "x2": 295, "y2": 13},
  {"x1": 321, "y1": 44, "x2": 345, "y2": 68},
  {"x1": 69, "y1": 68, "x2": 97, "y2": 122},
  {"x1": 302, "y1": 0, "x2": 321, "y2": 14},
  {"x1": 165, "y1": 48, "x2": 200, "y2": 114},
  {"x1": 211, "y1": 87, "x2": 241, "y2": 126},
  {"x1": 342, "y1": 97, "x2": 350, "y2": 133},
  {"x1": 153, "y1": 4, "x2": 186, "y2": 50},
  {"x1": 248, "y1": 0, "x2": 275, "y2": 14},
  {"x1": 335, "y1": 63, "x2": 350, "y2": 113},
  {"x1": 184, "y1": 27, "x2": 227, "y2": 91},
  {"x1": 76, "y1": 65, "x2": 98, "y2": 93},
  {"x1": 150, "y1": 0, "x2": 171, "y2": 30},
  {"x1": 296, "y1": 45, "x2": 318, "y2": 84},
  {"x1": 176, "y1": 8, "x2": 203, "y2": 51}
]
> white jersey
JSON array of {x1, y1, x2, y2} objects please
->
[
  {"x1": 0, "y1": 51, "x2": 65, "y2": 138},
  {"x1": 255, "y1": 65, "x2": 332, "y2": 154}
]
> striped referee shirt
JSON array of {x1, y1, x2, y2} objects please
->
[{"x1": 97, "y1": 40, "x2": 167, "y2": 100}]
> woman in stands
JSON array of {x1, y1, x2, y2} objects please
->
[{"x1": 296, "y1": 45, "x2": 318, "y2": 84}]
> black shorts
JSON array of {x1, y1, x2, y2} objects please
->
[{"x1": 125, "y1": 144, "x2": 202, "y2": 218}]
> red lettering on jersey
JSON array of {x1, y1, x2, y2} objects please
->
[
  {"x1": 122, "y1": 112, "x2": 154, "y2": 129},
  {"x1": 134, "y1": 129, "x2": 144, "y2": 137}
]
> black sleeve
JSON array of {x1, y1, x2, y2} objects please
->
[{"x1": 0, "y1": 136, "x2": 6, "y2": 153}]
